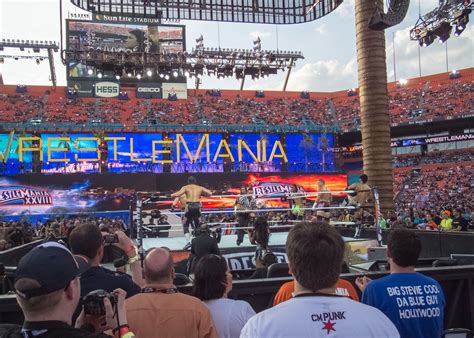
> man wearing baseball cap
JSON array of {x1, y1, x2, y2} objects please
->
[{"x1": 9, "y1": 242, "x2": 132, "y2": 337}]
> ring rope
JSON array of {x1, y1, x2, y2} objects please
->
[
  {"x1": 150, "y1": 190, "x2": 361, "y2": 200},
  {"x1": 143, "y1": 222, "x2": 356, "y2": 233},
  {"x1": 143, "y1": 221, "x2": 356, "y2": 229},
  {"x1": 159, "y1": 205, "x2": 356, "y2": 215}
]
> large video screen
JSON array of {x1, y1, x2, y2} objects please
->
[
  {"x1": 168, "y1": 133, "x2": 224, "y2": 172},
  {"x1": 286, "y1": 134, "x2": 335, "y2": 172},
  {"x1": 153, "y1": 172, "x2": 348, "y2": 211},
  {"x1": 0, "y1": 133, "x2": 33, "y2": 173},
  {"x1": 0, "y1": 132, "x2": 337, "y2": 175},
  {"x1": 41, "y1": 133, "x2": 98, "y2": 173},
  {"x1": 0, "y1": 173, "x2": 347, "y2": 220},
  {"x1": 67, "y1": 20, "x2": 185, "y2": 79}
]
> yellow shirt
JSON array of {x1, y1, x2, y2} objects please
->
[{"x1": 440, "y1": 218, "x2": 453, "y2": 231}]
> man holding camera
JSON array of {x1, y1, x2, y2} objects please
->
[
  {"x1": 5, "y1": 241, "x2": 133, "y2": 337},
  {"x1": 69, "y1": 223, "x2": 144, "y2": 299},
  {"x1": 126, "y1": 247, "x2": 217, "y2": 338}
]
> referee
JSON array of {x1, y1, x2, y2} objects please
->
[{"x1": 234, "y1": 186, "x2": 255, "y2": 246}]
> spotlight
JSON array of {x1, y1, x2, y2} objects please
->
[
  {"x1": 136, "y1": 73, "x2": 142, "y2": 80},
  {"x1": 454, "y1": 26, "x2": 464, "y2": 36},
  {"x1": 97, "y1": 72, "x2": 103, "y2": 79},
  {"x1": 146, "y1": 69, "x2": 153, "y2": 77},
  {"x1": 165, "y1": 74, "x2": 170, "y2": 80},
  {"x1": 434, "y1": 22, "x2": 452, "y2": 43},
  {"x1": 454, "y1": 9, "x2": 470, "y2": 37},
  {"x1": 419, "y1": 31, "x2": 435, "y2": 47},
  {"x1": 159, "y1": 73, "x2": 165, "y2": 79},
  {"x1": 184, "y1": 70, "x2": 190, "y2": 77},
  {"x1": 449, "y1": 69, "x2": 461, "y2": 79},
  {"x1": 87, "y1": 68, "x2": 94, "y2": 75},
  {"x1": 127, "y1": 72, "x2": 132, "y2": 77},
  {"x1": 114, "y1": 68, "x2": 122, "y2": 80},
  {"x1": 398, "y1": 79, "x2": 408, "y2": 86},
  {"x1": 173, "y1": 70, "x2": 179, "y2": 77}
]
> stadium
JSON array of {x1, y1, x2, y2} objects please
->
[{"x1": 0, "y1": 0, "x2": 473, "y2": 337}]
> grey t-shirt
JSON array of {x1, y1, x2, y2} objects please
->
[{"x1": 205, "y1": 298, "x2": 256, "y2": 338}]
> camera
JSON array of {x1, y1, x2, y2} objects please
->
[
  {"x1": 83, "y1": 289, "x2": 117, "y2": 316},
  {"x1": 103, "y1": 233, "x2": 119, "y2": 244}
]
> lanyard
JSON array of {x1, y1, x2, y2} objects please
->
[{"x1": 141, "y1": 287, "x2": 179, "y2": 294}]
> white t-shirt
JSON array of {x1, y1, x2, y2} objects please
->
[
  {"x1": 240, "y1": 295, "x2": 399, "y2": 338},
  {"x1": 205, "y1": 298, "x2": 256, "y2": 338}
]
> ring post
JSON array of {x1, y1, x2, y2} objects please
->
[{"x1": 373, "y1": 186, "x2": 382, "y2": 245}]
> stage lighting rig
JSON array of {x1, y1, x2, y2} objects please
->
[
  {"x1": 418, "y1": 30, "x2": 436, "y2": 47},
  {"x1": 434, "y1": 22, "x2": 452, "y2": 43},
  {"x1": 64, "y1": 35, "x2": 304, "y2": 82},
  {"x1": 0, "y1": 39, "x2": 59, "y2": 86},
  {"x1": 454, "y1": 9, "x2": 470, "y2": 35},
  {"x1": 410, "y1": 0, "x2": 473, "y2": 46}
]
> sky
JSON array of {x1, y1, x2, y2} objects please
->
[{"x1": 0, "y1": 0, "x2": 473, "y2": 92}]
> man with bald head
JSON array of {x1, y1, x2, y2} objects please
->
[{"x1": 125, "y1": 248, "x2": 218, "y2": 338}]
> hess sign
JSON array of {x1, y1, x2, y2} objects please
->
[{"x1": 95, "y1": 82, "x2": 119, "y2": 98}]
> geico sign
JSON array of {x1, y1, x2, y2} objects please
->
[
  {"x1": 95, "y1": 82, "x2": 119, "y2": 97},
  {"x1": 137, "y1": 87, "x2": 161, "y2": 93}
]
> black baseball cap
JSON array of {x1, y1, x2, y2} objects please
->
[{"x1": 15, "y1": 242, "x2": 90, "y2": 300}]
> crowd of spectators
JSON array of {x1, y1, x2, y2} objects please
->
[
  {"x1": 1, "y1": 221, "x2": 447, "y2": 337},
  {"x1": 392, "y1": 149, "x2": 474, "y2": 168},
  {"x1": 0, "y1": 216, "x2": 128, "y2": 251},
  {"x1": 393, "y1": 164, "x2": 473, "y2": 231},
  {"x1": 332, "y1": 78, "x2": 473, "y2": 131},
  {"x1": 1, "y1": 76, "x2": 472, "y2": 128}
]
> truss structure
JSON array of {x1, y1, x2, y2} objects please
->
[
  {"x1": 64, "y1": 45, "x2": 303, "y2": 80},
  {"x1": 0, "y1": 39, "x2": 59, "y2": 86},
  {"x1": 70, "y1": 0, "x2": 343, "y2": 24},
  {"x1": 410, "y1": 0, "x2": 472, "y2": 43}
]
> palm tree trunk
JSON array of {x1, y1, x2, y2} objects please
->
[{"x1": 355, "y1": 0, "x2": 394, "y2": 212}]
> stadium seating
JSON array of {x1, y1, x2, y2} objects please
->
[{"x1": 1, "y1": 68, "x2": 472, "y2": 129}]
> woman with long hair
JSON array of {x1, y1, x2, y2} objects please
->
[
  {"x1": 193, "y1": 254, "x2": 255, "y2": 338},
  {"x1": 249, "y1": 217, "x2": 276, "y2": 278}
]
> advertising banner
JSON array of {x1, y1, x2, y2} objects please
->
[
  {"x1": 136, "y1": 82, "x2": 163, "y2": 99},
  {"x1": 67, "y1": 80, "x2": 95, "y2": 97},
  {"x1": 162, "y1": 83, "x2": 188, "y2": 99},
  {"x1": 94, "y1": 81, "x2": 119, "y2": 98}
]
